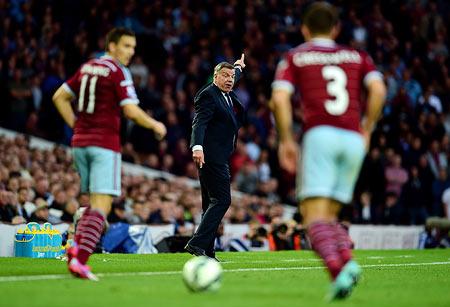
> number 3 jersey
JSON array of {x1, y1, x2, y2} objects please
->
[
  {"x1": 272, "y1": 38, "x2": 383, "y2": 134},
  {"x1": 63, "y1": 55, "x2": 139, "y2": 152}
]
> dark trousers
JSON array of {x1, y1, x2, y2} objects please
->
[{"x1": 188, "y1": 162, "x2": 231, "y2": 256}]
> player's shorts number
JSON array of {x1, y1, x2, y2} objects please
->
[
  {"x1": 322, "y1": 65, "x2": 349, "y2": 116},
  {"x1": 78, "y1": 74, "x2": 98, "y2": 114}
]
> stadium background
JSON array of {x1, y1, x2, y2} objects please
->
[{"x1": 0, "y1": 0, "x2": 450, "y2": 251}]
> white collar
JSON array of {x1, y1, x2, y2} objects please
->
[
  {"x1": 101, "y1": 54, "x2": 122, "y2": 66},
  {"x1": 310, "y1": 38, "x2": 336, "y2": 47},
  {"x1": 101, "y1": 54, "x2": 114, "y2": 60}
]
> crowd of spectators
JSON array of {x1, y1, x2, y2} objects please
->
[
  {"x1": 0, "y1": 135, "x2": 287, "y2": 237},
  {"x1": 1, "y1": 0, "x2": 450, "y2": 229}
]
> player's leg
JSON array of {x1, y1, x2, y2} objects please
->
[
  {"x1": 332, "y1": 129, "x2": 365, "y2": 264},
  {"x1": 72, "y1": 147, "x2": 120, "y2": 268},
  {"x1": 301, "y1": 198, "x2": 343, "y2": 279},
  {"x1": 72, "y1": 147, "x2": 90, "y2": 199},
  {"x1": 68, "y1": 147, "x2": 98, "y2": 280},
  {"x1": 328, "y1": 129, "x2": 365, "y2": 299},
  {"x1": 71, "y1": 147, "x2": 90, "y2": 251},
  {"x1": 330, "y1": 200, "x2": 352, "y2": 263},
  {"x1": 299, "y1": 127, "x2": 343, "y2": 280}
]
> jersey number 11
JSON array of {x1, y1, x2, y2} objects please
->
[{"x1": 78, "y1": 74, "x2": 98, "y2": 114}]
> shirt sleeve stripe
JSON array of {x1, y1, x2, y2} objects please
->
[
  {"x1": 120, "y1": 80, "x2": 133, "y2": 87},
  {"x1": 363, "y1": 71, "x2": 383, "y2": 87},
  {"x1": 62, "y1": 83, "x2": 76, "y2": 97},
  {"x1": 271, "y1": 80, "x2": 295, "y2": 94},
  {"x1": 119, "y1": 98, "x2": 139, "y2": 106}
]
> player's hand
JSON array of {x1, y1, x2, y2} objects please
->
[
  {"x1": 234, "y1": 53, "x2": 246, "y2": 69},
  {"x1": 192, "y1": 150, "x2": 205, "y2": 169},
  {"x1": 278, "y1": 139, "x2": 298, "y2": 174},
  {"x1": 361, "y1": 129, "x2": 371, "y2": 152},
  {"x1": 153, "y1": 122, "x2": 167, "y2": 140}
]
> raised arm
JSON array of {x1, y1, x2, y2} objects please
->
[{"x1": 233, "y1": 53, "x2": 246, "y2": 83}]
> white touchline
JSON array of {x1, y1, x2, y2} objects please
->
[{"x1": 0, "y1": 261, "x2": 449, "y2": 283}]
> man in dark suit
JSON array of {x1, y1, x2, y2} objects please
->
[{"x1": 185, "y1": 54, "x2": 246, "y2": 260}]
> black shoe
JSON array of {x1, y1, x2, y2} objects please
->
[
  {"x1": 206, "y1": 252, "x2": 220, "y2": 262},
  {"x1": 209, "y1": 255, "x2": 220, "y2": 262},
  {"x1": 184, "y1": 244, "x2": 207, "y2": 257}
]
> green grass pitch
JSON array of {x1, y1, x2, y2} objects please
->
[{"x1": 0, "y1": 250, "x2": 449, "y2": 307}]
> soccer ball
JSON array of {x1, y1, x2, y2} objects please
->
[{"x1": 182, "y1": 256, "x2": 223, "y2": 292}]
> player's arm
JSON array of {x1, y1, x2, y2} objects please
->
[
  {"x1": 269, "y1": 89, "x2": 297, "y2": 174},
  {"x1": 122, "y1": 104, "x2": 166, "y2": 140},
  {"x1": 52, "y1": 85, "x2": 76, "y2": 129},
  {"x1": 362, "y1": 79, "x2": 386, "y2": 139},
  {"x1": 269, "y1": 89, "x2": 294, "y2": 142},
  {"x1": 360, "y1": 52, "x2": 386, "y2": 147}
]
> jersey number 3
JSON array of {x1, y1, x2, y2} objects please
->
[
  {"x1": 322, "y1": 65, "x2": 349, "y2": 116},
  {"x1": 78, "y1": 75, "x2": 98, "y2": 114}
]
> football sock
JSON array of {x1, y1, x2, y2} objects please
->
[
  {"x1": 308, "y1": 221, "x2": 343, "y2": 280},
  {"x1": 334, "y1": 223, "x2": 353, "y2": 264},
  {"x1": 74, "y1": 207, "x2": 105, "y2": 265}
]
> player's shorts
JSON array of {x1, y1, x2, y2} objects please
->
[
  {"x1": 72, "y1": 146, "x2": 121, "y2": 196},
  {"x1": 297, "y1": 125, "x2": 365, "y2": 204}
]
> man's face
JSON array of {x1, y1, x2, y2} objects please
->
[
  {"x1": 18, "y1": 189, "x2": 28, "y2": 203},
  {"x1": 109, "y1": 35, "x2": 136, "y2": 66},
  {"x1": 36, "y1": 208, "x2": 49, "y2": 220},
  {"x1": 214, "y1": 67, "x2": 234, "y2": 93}
]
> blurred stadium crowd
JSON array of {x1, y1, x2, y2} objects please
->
[{"x1": 1, "y1": 0, "x2": 450, "y2": 235}]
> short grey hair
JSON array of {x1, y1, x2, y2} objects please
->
[{"x1": 213, "y1": 62, "x2": 234, "y2": 76}]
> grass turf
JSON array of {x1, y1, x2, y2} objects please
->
[{"x1": 0, "y1": 250, "x2": 449, "y2": 307}]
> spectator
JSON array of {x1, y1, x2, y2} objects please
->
[
  {"x1": 128, "y1": 201, "x2": 150, "y2": 224},
  {"x1": 129, "y1": 55, "x2": 149, "y2": 88},
  {"x1": 431, "y1": 168, "x2": 450, "y2": 217},
  {"x1": 234, "y1": 161, "x2": 259, "y2": 194},
  {"x1": 16, "y1": 187, "x2": 33, "y2": 220},
  {"x1": 354, "y1": 191, "x2": 378, "y2": 224},
  {"x1": 34, "y1": 177, "x2": 52, "y2": 202},
  {"x1": 382, "y1": 192, "x2": 403, "y2": 225},
  {"x1": 50, "y1": 189, "x2": 67, "y2": 211},
  {"x1": 60, "y1": 198, "x2": 79, "y2": 223},
  {"x1": 108, "y1": 201, "x2": 128, "y2": 224},
  {"x1": 8, "y1": 69, "x2": 32, "y2": 132},
  {"x1": 385, "y1": 154, "x2": 409, "y2": 198},
  {"x1": 256, "y1": 149, "x2": 271, "y2": 183},
  {"x1": 426, "y1": 140, "x2": 448, "y2": 179},
  {"x1": 401, "y1": 69, "x2": 422, "y2": 107},
  {"x1": 418, "y1": 86, "x2": 443, "y2": 114},
  {"x1": 402, "y1": 166, "x2": 428, "y2": 225},
  {"x1": 0, "y1": 190, "x2": 27, "y2": 224},
  {"x1": 29, "y1": 198, "x2": 49, "y2": 223}
]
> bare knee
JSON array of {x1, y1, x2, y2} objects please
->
[
  {"x1": 90, "y1": 194, "x2": 113, "y2": 216},
  {"x1": 301, "y1": 197, "x2": 339, "y2": 226}
]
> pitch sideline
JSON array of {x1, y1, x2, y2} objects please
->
[{"x1": 0, "y1": 261, "x2": 449, "y2": 283}]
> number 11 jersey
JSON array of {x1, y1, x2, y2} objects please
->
[
  {"x1": 63, "y1": 55, "x2": 139, "y2": 152},
  {"x1": 272, "y1": 38, "x2": 382, "y2": 133}
]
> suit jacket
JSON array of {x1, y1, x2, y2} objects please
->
[{"x1": 190, "y1": 68, "x2": 246, "y2": 164}]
